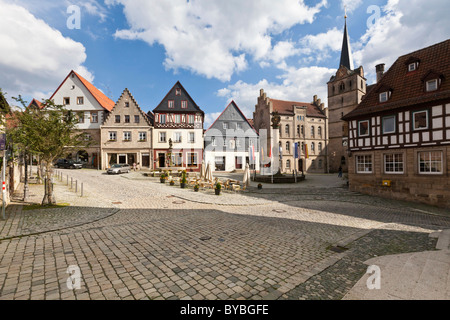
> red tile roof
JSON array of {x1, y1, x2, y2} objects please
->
[
  {"x1": 343, "y1": 39, "x2": 450, "y2": 120},
  {"x1": 27, "y1": 98, "x2": 42, "y2": 109},
  {"x1": 48, "y1": 70, "x2": 115, "y2": 111},
  {"x1": 271, "y1": 99, "x2": 326, "y2": 118}
]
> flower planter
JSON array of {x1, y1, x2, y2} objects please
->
[
  {"x1": 180, "y1": 183, "x2": 186, "y2": 188},
  {"x1": 160, "y1": 179, "x2": 165, "y2": 184},
  {"x1": 215, "y1": 189, "x2": 221, "y2": 195},
  {"x1": 194, "y1": 187, "x2": 199, "y2": 192},
  {"x1": 170, "y1": 181, "x2": 175, "y2": 186},
  {"x1": 258, "y1": 184, "x2": 263, "y2": 190}
]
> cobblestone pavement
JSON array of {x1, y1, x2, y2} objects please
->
[{"x1": 0, "y1": 169, "x2": 449, "y2": 300}]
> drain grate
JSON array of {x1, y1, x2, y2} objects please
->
[{"x1": 327, "y1": 245, "x2": 349, "y2": 253}]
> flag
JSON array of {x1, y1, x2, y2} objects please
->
[
  {"x1": 294, "y1": 142, "x2": 298, "y2": 159},
  {"x1": 305, "y1": 144, "x2": 309, "y2": 159}
]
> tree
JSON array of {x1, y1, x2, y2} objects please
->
[{"x1": 8, "y1": 96, "x2": 91, "y2": 205}]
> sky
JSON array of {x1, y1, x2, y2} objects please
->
[{"x1": 1, "y1": 0, "x2": 449, "y2": 127}]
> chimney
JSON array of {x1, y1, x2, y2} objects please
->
[
  {"x1": 313, "y1": 95, "x2": 318, "y2": 103},
  {"x1": 376, "y1": 64, "x2": 385, "y2": 83},
  {"x1": 316, "y1": 98, "x2": 321, "y2": 107}
]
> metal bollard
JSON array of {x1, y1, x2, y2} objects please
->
[
  {"x1": 67, "y1": 175, "x2": 69, "y2": 185},
  {"x1": 81, "y1": 183, "x2": 83, "y2": 197},
  {"x1": 71, "y1": 177, "x2": 73, "y2": 189},
  {"x1": 75, "y1": 180, "x2": 77, "y2": 193}
]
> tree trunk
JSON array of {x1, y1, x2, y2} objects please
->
[{"x1": 41, "y1": 162, "x2": 55, "y2": 205}]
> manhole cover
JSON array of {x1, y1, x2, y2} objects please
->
[
  {"x1": 328, "y1": 245, "x2": 349, "y2": 253},
  {"x1": 199, "y1": 236, "x2": 211, "y2": 241}
]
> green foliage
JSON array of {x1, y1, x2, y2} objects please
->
[
  {"x1": 180, "y1": 170, "x2": 187, "y2": 184},
  {"x1": 215, "y1": 182, "x2": 221, "y2": 190}
]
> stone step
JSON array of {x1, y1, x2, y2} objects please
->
[{"x1": 435, "y1": 229, "x2": 450, "y2": 250}]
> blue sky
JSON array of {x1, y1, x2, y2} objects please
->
[{"x1": 1, "y1": 0, "x2": 449, "y2": 127}]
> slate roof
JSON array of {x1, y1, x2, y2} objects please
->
[
  {"x1": 153, "y1": 81, "x2": 204, "y2": 114},
  {"x1": 343, "y1": 39, "x2": 450, "y2": 120},
  {"x1": 270, "y1": 99, "x2": 327, "y2": 118},
  {"x1": 48, "y1": 70, "x2": 115, "y2": 112},
  {"x1": 205, "y1": 100, "x2": 258, "y2": 135},
  {"x1": 339, "y1": 19, "x2": 354, "y2": 70}
]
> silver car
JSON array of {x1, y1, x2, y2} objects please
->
[{"x1": 107, "y1": 164, "x2": 131, "y2": 174}]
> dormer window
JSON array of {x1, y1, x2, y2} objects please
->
[
  {"x1": 426, "y1": 79, "x2": 438, "y2": 92},
  {"x1": 405, "y1": 56, "x2": 420, "y2": 73},
  {"x1": 379, "y1": 92, "x2": 389, "y2": 103},
  {"x1": 408, "y1": 63, "x2": 416, "y2": 72},
  {"x1": 175, "y1": 88, "x2": 181, "y2": 96}
]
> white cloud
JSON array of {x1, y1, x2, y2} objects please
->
[
  {"x1": 204, "y1": 112, "x2": 223, "y2": 130},
  {"x1": 354, "y1": 0, "x2": 450, "y2": 83},
  {"x1": 112, "y1": 0, "x2": 327, "y2": 81},
  {"x1": 298, "y1": 27, "x2": 343, "y2": 63},
  {"x1": 217, "y1": 65, "x2": 334, "y2": 119},
  {"x1": 341, "y1": 0, "x2": 363, "y2": 13},
  {"x1": 0, "y1": 1, "x2": 93, "y2": 103}
]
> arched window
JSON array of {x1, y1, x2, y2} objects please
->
[
  {"x1": 318, "y1": 126, "x2": 322, "y2": 138},
  {"x1": 339, "y1": 82, "x2": 345, "y2": 92},
  {"x1": 311, "y1": 126, "x2": 315, "y2": 137},
  {"x1": 286, "y1": 142, "x2": 290, "y2": 153},
  {"x1": 311, "y1": 142, "x2": 315, "y2": 153},
  {"x1": 318, "y1": 142, "x2": 322, "y2": 152},
  {"x1": 297, "y1": 125, "x2": 300, "y2": 136},
  {"x1": 285, "y1": 124, "x2": 290, "y2": 137},
  {"x1": 301, "y1": 125, "x2": 304, "y2": 136}
]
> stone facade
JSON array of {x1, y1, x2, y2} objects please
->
[
  {"x1": 100, "y1": 88, "x2": 153, "y2": 170},
  {"x1": 253, "y1": 89, "x2": 328, "y2": 174}
]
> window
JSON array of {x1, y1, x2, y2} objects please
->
[
  {"x1": 223, "y1": 122, "x2": 228, "y2": 129},
  {"x1": 172, "y1": 153, "x2": 183, "y2": 167},
  {"x1": 379, "y1": 92, "x2": 388, "y2": 103},
  {"x1": 168, "y1": 100, "x2": 174, "y2": 108},
  {"x1": 77, "y1": 97, "x2": 84, "y2": 105},
  {"x1": 212, "y1": 137, "x2": 217, "y2": 146},
  {"x1": 181, "y1": 101, "x2": 188, "y2": 109},
  {"x1": 175, "y1": 88, "x2": 181, "y2": 96},
  {"x1": 318, "y1": 159, "x2": 323, "y2": 169},
  {"x1": 384, "y1": 154, "x2": 404, "y2": 174},
  {"x1": 382, "y1": 115, "x2": 396, "y2": 134},
  {"x1": 187, "y1": 153, "x2": 198, "y2": 167},
  {"x1": 311, "y1": 142, "x2": 315, "y2": 153},
  {"x1": 160, "y1": 114, "x2": 166, "y2": 124},
  {"x1": 175, "y1": 114, "x2": 181, "y2": 124},
  {"x1": 285, "y1": 125, "x2": 290, "y2": 136},
  {"x1": 108, "y1": 131, "x2": 116, "y2": 141},
  {"x1": 124, "y1": 115, "x2": 130, "y2": 123},
  {"x1": 285, "y1": 142, "x2": 290, "y2": 153},
  {"x1": 125, "y1": 102, "x2": 130, "y2": 108},
  {"x1": 426, "y1": 79, "x2": 438, "y2": 92},
  {"x1": 84, "y1": 133, "x2": 91, "y2": 141},
  {"x1": 77, "y1": 112, "x2": 84, "y2": 123},
  {"x1": 236, "y1": 139, "x2": 241, "y2": 148},
  {"x1": 318, "y1": 126, "x2": 322, "y2": 138},
  {"x1": 356, "y1": 155, "x2": 373, "y2": 173},
  {"x1": 91, "y1": 112, "x2": 98, "y2": 123},
  {"x1": 311, "y1": 126, "x2": 315, "y2": 137},
  {"x1": 408, "y1": 63, "x2": 416, "y2": 72},
  {"x1": 286, "y1": 160, "x2": 291, "y2": 169},
  {"x1": 188, "y1": 132, "x2": 195, "y2": 143},
  {"x1": 138, "y1": 132, "x2": 147, "y2": 141},
  {"x1": 358, "y1": 120, "x2": 369, "y2": 137},
  {"x1": 318, "y1": 142, "x2": 322, "y2": 153},
  {"x1": 339, "y1": 82, "x2": 345, "y2": 92},
  {"x1": 419, "y1": 151, "x2": 443, "y2": 174},
  {"x1": 236, "y1": 123, "x2": 242, "y2": 130},
  {"x1": 297, "y1": 125, "x2": 300, "y2": 136},
  {"x1": 63, "y1": 97, "x2": 70, "y2": 105},
  {"x1": 301, "y1": 125, "x2": 304, "y2": 136},
  {"x1": 188, "y1": 115, "x2": 194, "y2": 124},
  {"x1": 123, "y1": 132, "x2": 131, "y2": 141},
  {"x1": 159, "y1": 132, "x2": 166, "y2": 143},
  {"x1": 412, "y1": 110, "x2": 428, "y2": 130},
  {"x1": 174, "y1": 132, "x2": 182, "y2": 143},
  {"x1": 115, "y1": 115, "x2": 120, "y2": 123},
  {"x1": 134, "y1": 115, "x2": 140, "y2": 123}
]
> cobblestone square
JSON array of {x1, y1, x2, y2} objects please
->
[{"x1": 1, "y1": 169, "x2": 449, "y2": 300}]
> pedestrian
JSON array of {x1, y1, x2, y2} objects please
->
[
  {"x1": 338, "y1": 166, "x2": 343, "y2": 178},
  {"x1": 137, "y1": 162, "x2": 140, "y2": 171},
  {"x1": 133, "y1": 162, "x2": 137, "y2": 171}
]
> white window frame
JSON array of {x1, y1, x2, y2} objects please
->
[
  {"x1": 426, "y1": 79, "x2": 438, "y2": 92},
  {"x1": 412, "y1": 110, "x2": 428, "y2": 131},
  {"x1": 358, "y1": 120, "x2": 370, "y2": 137},
  {"x1": 212, "y1": 137, "x2": 217, "y2": 147},
  {"x1": 356, "y1": 155, "x2": 373, "y2": 174},
  {"x1": 181, "y1": 100, "x2": 188, "y2": 109},
  {"x1": 159, "y1": 132, "x2": 166, "y2": 143},
  {"x1": 384, "y1": 153, "x2": 404, "y2": 174},
  {"x1": 223, "y1": 122, "x2": 228, "y2": 129},
  {"x1": 382, "y1": 115, "x2": 396, "y2": 134},
  {"x1": 175, "y1": 114, "x2": 181, "y2": 124},
  {"x1": 138, "y1": 132, "x2": 147, "y2": 141},
  {"x1": 108, "y1": 131, "x2": 117, "y2": 141},
  {"x1": 188, "y1": 115, "x2": 194, "y2": 124},
  {"x1": 188, "y1": 132, "x2": 195, "y2": 143},
  {"x1": 168, "y1": 100, "x2": 174, "y2": 108},
  {"x1": 187, "y1": 152, "x2": 198, "y2": 167},
  {"x1": 418, "y1": 151, "x2": 443, "y2": 175},
  {"x1": 174, "y1": 132, "x2": 182, "y2": 143},
  {"x1": 77, "y1": 96, "x2": 84, "y2": 105},
  {"x1": 408, "y1": 63, "x2": 416, "y2": 72},
  {"x1": 379, "y1": 91, "x2": 388, "y2": 103},
  {"x1": 123, "y1": 131, "x2": 131, "y2": 141}
]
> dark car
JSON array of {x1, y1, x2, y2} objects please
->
[
  {"x1": 54, "y1": 159, "x2": 83, "y2": 169},
  {"x1": 107, "y1": 164, "x2": 131, "y2": 174}
]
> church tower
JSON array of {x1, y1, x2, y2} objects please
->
[{"x1": 327, "y1": 14, "x2": 367, "y2": 173}]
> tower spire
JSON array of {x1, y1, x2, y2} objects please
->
[{"x1": 339, "y1": 10, "x2": 354, "y2": 70}]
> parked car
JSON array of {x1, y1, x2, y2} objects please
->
[
  {"x1": 107, "y1": 164, "x2": 131, "y2": 174},
  {"x1": 54, "y1": 159, "x2": 83, "y2": 169}
]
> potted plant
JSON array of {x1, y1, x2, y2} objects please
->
[
  {"x1": 170, "y1": 180, "x2": 175, "y2": 186},
  {"x1": 160, "y1": 173, "x2": 167, "y2": 183},
  {"x1": 215, "y1": 182, "x2": 221, "y2": 195},
  {"x1": 258, "y1": 183, "x2": 263, "y2": 190},
  {"x1": 194, "y1": 184, "x2": 199, "y2": 192},
  {"x1": 180, "y1": 170, "x2": 187, "y2": 188}
]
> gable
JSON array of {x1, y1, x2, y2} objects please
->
[
  {"x1": 153, "y1": 81, "x2": 204, "y2": 114},
  {"x1": 205, "y1": 101, "x2": 258, "y2": 136},
  {"x1": 103, "y1": 88, "x2": 152, "y2": 127}
]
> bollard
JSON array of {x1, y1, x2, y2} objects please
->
[
  {"x1": 81, "y1": 183, "x2": 83, "y2": 197},
  {"x1": 75, "y1": 180, "x2": 77, "y2": 193},
  {"x1": 67, "y1": 175, "x2": 68, "y2": 185},
  {"x1": 71, "y1": 177, "x2": 73, "y2": 189}
]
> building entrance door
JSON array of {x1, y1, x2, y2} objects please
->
[{"x1": 158, "y1": 153, "x2": 165, "y2": 168}]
